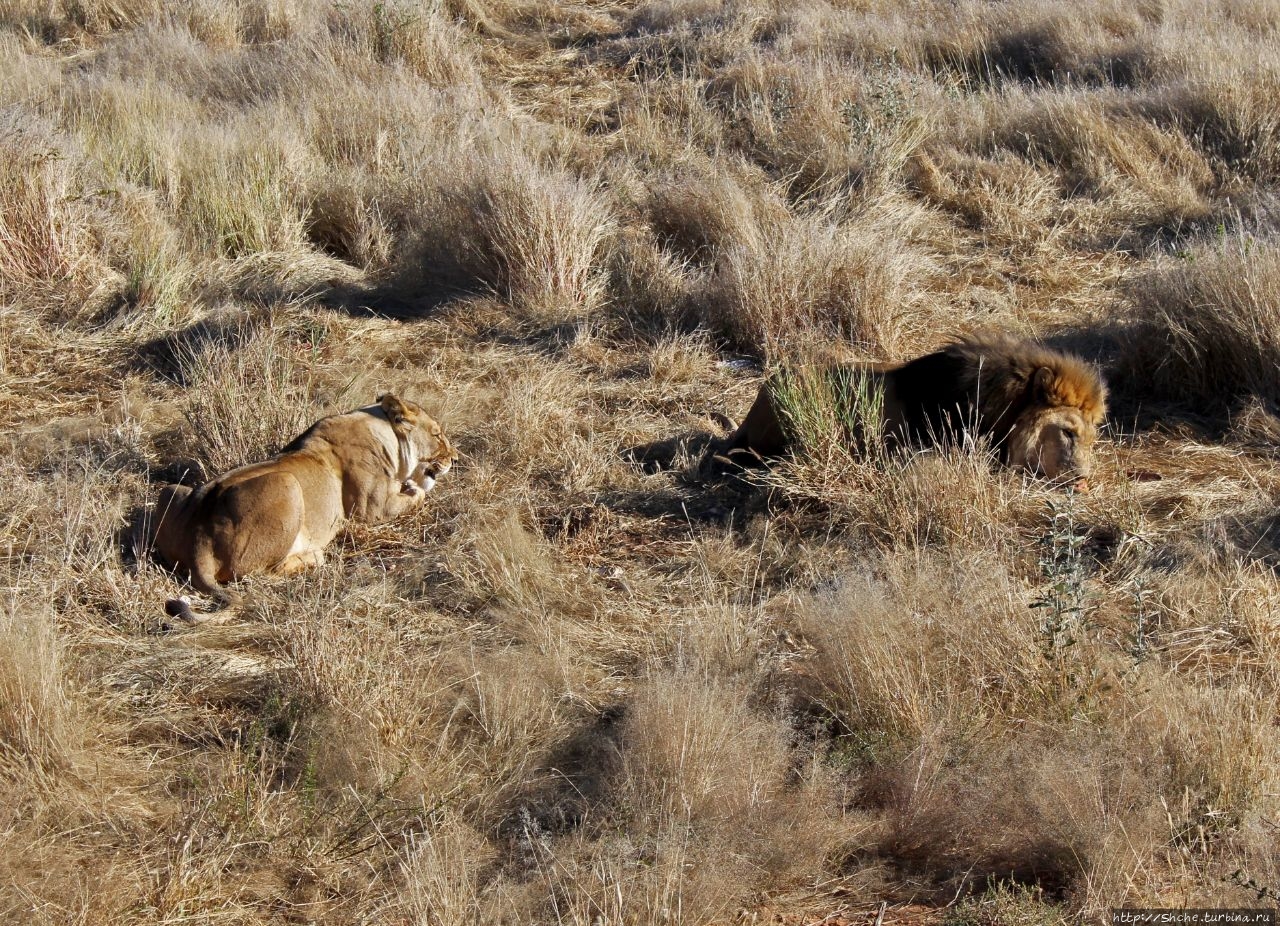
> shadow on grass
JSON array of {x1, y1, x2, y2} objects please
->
[
  {"x1": 1043, "y1": 322, "x2": 1245, "y2": 440},
  {"x1": 604, "y1": 430, "x2": 770, "y2": 529},
  {"x1": 129, "y1": 307, "x2": 270, "y2": 385},
  {"x1": 321, "y1": 268, "x2": 471, "y2": 321},
  {"x1": 505, "y1": 705, "x2": 625, "y2": 836}
]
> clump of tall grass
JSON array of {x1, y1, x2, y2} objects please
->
[
  {"x1": 1122, "y1": 238, "x2": 1280, "y2": 408},
  {"x1": 796, "y1": 550, "x2": 1081, "y2": 748},
  {"x1": 175, "y1": 118, "x2": 312, "y2": 259},
  {"x1": 427, "y1": 157, "x2": 617, "y2": 324},
  {"x1": 768, "y1": 361, "x2": 887, "y2": 464},
  {"x1": 523, "y1": 668, "x2": 843, "y2": 924},
  {"x1": 327, "y1": 0, "x2": 482, "y2": 88},
  {"x1": 0, "y1": 0, "x2": 166, "y2": 40},
  {"x1": 0, "y1": 116, "x2": 120, "y2": 320},
  {"x1": 985, "y1": 95, "x2": 1216, "y2": 242},
  {"x1": 708, "y1": 54, "x2": 937, "y2": 199},
  {"x1": 797, "y1": 545, "x2": 1280, "y2": 905},
  {"x1": 706, "y1": 196, "x2": 933, "y2": 357},
  {"x1": 0, "y1": 602, "x2": 79, "y2": 782}
]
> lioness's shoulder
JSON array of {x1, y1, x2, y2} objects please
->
[{"x1": 280, "y1": 397, "x2": 400, "y2": 453}]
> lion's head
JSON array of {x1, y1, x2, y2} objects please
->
[
  {"x1": 379, "y1": 394, "x2": 457, "y2": 491},
  {"x1": 999, "y1": 359, "x2": 1107, "y2": 489},
  {"x1": 939, "y1": 333, "x2": 1108, "y2": 489}
]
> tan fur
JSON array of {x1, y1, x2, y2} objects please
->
[
  {"x1": 151, "y1": 395, "x2": 456, "y2": 622},
  {"x1": 710, "y1": 333, "x2": 1107, "y2": 487}
]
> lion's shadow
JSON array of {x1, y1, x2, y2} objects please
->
[{"x1": 606, "y1": 430, "x2": 765, "y2": 527}]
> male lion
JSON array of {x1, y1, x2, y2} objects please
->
[
  {"x1": 706, "y1": 333, "x2": 1107, "y2": 489},
  {"x1": 150, "y1": 394, "x2": 456, "y2": 623}
]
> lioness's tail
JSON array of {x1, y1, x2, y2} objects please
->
[{"x1": 164, "y1": 536, "x2": 241, "y2": 626}]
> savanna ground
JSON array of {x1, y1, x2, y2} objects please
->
[{"x1": 3, "y1": 0, "x2": 1280, "y2": 922}]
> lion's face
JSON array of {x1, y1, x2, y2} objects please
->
[{"x1": 1007, "y1": 405, "x2": 1097, "y2": 489}]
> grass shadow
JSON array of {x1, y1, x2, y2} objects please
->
[
  {"x1": 504, "y1": 705, "x2": 625, "y2": 836},
  {"x1": 128, "y1": 308, "x2": 270, "y2": 385},
  {"x1": 321, "y1": 267, "x2": 473, "y2": 321},
  {"x1": 622, "y1": 429, "x2": 718, "y2": 476},
  {"x1": 927, "y1": 25, "x2": 1148, "y2": 90},
  {"x1": 606, "y1": 430, "x2": 770, "y2": 529},
  {"x1": 1041, "y1": 322, "x2": 1241, "y2": 440}
]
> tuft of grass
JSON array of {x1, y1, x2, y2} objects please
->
[
  {"x1": 796, "y1": 550, "x2": 1078, "y2": 748},
  {"x1": 1123, "y1": 238, "x2": 1280, "y2": 409},
  {"x1": 175, "y1": 118, "x2": 312, "y2": 259},
  {"x1": 530, "y1": 668, "x2": 842, "y2": 926},
  {"x1": 0, "y1": 602, "x2": 79, "y2": 783},
  {"x1": 175, "y1": 317, "x2": 327, "y2": 475},
  {"x1": 987, "y1": 94, "x2": 1217, "y2": 244},
  {"x1": 329, "y1": 0, "x2": 483, "y2": 88},
  {"x1": 769, "y1": 361, "x2": 886, "y2": 464},
  {"x1": 706, "y1": 194, "x2": 934, "y2": 357},
  {"x1": 945, "y1": 881, "x2": 1071, "y2": 926},
  {"x1": 0, "y1": 118, "x2": 119, "y2": 321},
  {"x1": 446, "y1": 159, "x2": 618, "y2": 324},
  {"x1": 709, "y1": 54, "x2": 939, "y2": 200},
  {"x1": 1032, "y1": 494, "x2": 1089, "y2": 659}
]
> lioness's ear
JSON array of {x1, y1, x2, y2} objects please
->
[{"x1": 379, "y1": 394, "x2": 418, "y2": 436}]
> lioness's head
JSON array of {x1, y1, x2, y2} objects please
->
[
  {"x1": 1006, "y1": 364, "x2": 1107, "y2": 490},
  {"x1": 379, "y1": 394, "x2": 457, "y2": 491}
]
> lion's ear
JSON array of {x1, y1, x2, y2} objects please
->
[
  {"x1": 378, "y1": 394, "x2": 418, "y2": 436},
  {"x1": 1031, "y1": 366, "x2": 1057, "y2": 402}
]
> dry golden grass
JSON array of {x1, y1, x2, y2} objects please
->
[
  {"x1": 1124, "y1": 239, "x2": 1280, "y2": 410},
  {"x1": 2, "y1": 0, "x2": 1280, "y2": 922}
]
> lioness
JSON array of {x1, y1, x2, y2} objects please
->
[
  {"x1": 707, "y1": 333, "x2": 1107, "y2": 489},
  {"x1": 151, "y1": 394, "x2": 456, "y2": 622}
]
